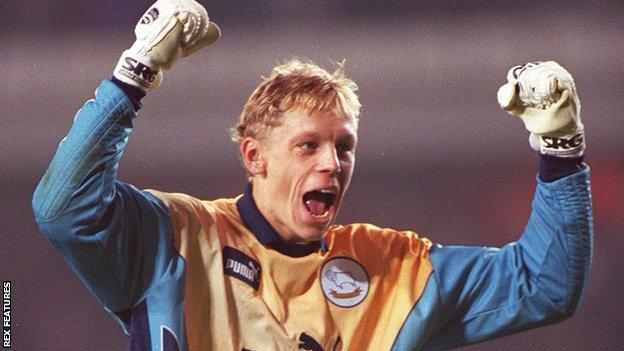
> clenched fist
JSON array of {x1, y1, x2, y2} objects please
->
[
  {"x1": 113, "y1": 0, "x2": 221, "y2": 91},
  {"x1": 497, "y1": 61, "x2": 584, "y2": 157}
]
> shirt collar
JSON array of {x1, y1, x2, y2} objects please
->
[{"x1": 236, "y1": 183, "x2": 327, "y2": 257}]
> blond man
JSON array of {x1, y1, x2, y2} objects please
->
[{"x1": 33, "y1": 1, "x2": 592, "y2": 350}]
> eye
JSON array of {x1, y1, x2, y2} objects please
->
[
  {"x1": 298, "y1": 141, "x2": 318, "y2": 151},
  {"x1": 336, "y1": 142, "x2": 354, "y2": 155}
]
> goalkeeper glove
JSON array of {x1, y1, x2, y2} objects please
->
[
  {"x1": 497, "y1": 61, "x2": 584, "y2": 157},
  {"x1": 113, "y1": 0, "x2": 221, "y2": 91}
]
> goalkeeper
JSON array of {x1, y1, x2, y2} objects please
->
[{"x1": 32, "y1": 1, "x2": 593, "y2": 350}]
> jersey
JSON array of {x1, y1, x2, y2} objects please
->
[
  {"x1": 146, "y1": 190, "x2": 433, "y2": 350},
  {"x1": 32, "y1": 80, "x2": 594, "y2": 350}
]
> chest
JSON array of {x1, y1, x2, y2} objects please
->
[{"x1": 175, "y1": 220, "x2": 431, "y2": 350}]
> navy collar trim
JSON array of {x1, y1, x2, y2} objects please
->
[{"x1": 236, "y1": 183, "x2": 327, "y2": 258}]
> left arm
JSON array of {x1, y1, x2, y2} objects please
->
[
  {"x1": 413, "y1": 61, "x2": 592, "y2": 350},
  {"x1": 423, "y1": 163, "x2": 592, "y2": 349}
]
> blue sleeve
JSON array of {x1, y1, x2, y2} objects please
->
[
  {"x1": 32, "y1": 80, "x2": 176, "y2": 317},
  {"x1": 422, "y1": 168, "x2": 593, "y2": 350}
]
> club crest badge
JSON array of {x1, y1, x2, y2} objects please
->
[{"x1": 320, "y1": 257, "x2": 369, "y2": 308}]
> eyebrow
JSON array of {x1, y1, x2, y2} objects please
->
[
  {"x1": 292, "y1": 128, "x2": 356, "y2": 140},
  {"x1": 339, "y1": 134, "x2": 356, "y2": 146},
  {"x1": 292, "y1": 131, "x2": 321, "y2": 141}
]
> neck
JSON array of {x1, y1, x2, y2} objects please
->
[
  {"x1": 251, "y1": 180, "x2": 304, "y2": 244},
  {"x1": 237, "y1": 182, "x2": 325, "y2": 257}
]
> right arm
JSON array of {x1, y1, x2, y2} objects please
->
[
  {"x1": 32, "y1": 0, "x2": 221, "y2": 321},
  {"x1": 32, "y1": 79, "x2": 175, "y2": 315}
]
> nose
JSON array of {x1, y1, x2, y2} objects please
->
[{"x1": 317, "y1": 145, "x2": 341, "y2": 176}]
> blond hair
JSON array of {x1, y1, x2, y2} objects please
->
[{"x1": 230, "y1": 59, "x2": 361, "y2": 143}]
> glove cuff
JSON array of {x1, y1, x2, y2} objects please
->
[
  {"x1": 538, "y1": 153, "x2": 585, "y2": 182},
  {"x1": 531, "y1": 131, "x2": 585, "y2": 157},
  {"x1": 113, "y1": 48, "x2": 163, "y2": 92}
]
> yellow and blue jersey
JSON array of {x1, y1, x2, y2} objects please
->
[
  {"x1": 143, "y1": 186, "x2": 433, "y2": 350},
  {"x1": 33, "y1": 80, "x2": 593, "y2": 350}
]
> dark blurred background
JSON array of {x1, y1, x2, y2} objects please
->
[{"x1": 1, "y1": 0, "x2": 623, "y2": 350}]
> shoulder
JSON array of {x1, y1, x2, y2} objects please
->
[
  {"x1": 145, "y1": 189, "x2": 241, "y2": 225},
  {"x1": 327, "y1": 223, "x2": 433, "y2": 256},
  {"x1": 144, "y1": 190, "x2": 245, "y2": 253}
]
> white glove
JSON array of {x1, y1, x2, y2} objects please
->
[
  {"x1": 113, "y1": 0, "x2": 221, "y2": 91},
  {"x1": 497, "y1": 61, "x2": 584, "y2": 157}
]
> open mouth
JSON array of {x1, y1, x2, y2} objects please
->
[{"x1": 303, "y1": 188, "x2": 337, "y2": 219}]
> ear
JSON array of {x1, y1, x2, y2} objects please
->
[{"x1": 240, "y1": 136, "x2": 266, "y2": 177}]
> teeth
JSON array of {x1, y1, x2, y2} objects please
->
[
  {"x1": 318, "y1": 188, "x2": 336, "y2": 194},
  {"x1": 312, "y1": 210, "x2": 330, "y2": 219}
]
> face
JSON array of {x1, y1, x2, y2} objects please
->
[{"x1": 245, "y1": 108, "x2": 358, "y2": 243}]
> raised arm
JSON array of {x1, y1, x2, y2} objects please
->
[
  {"x1": 421, "y1": 62, "x2": 593, "y2": 349},
  {"x1": 423, "y1": 167, "x2": 592, "y2": 350},
  {"x1": 32, "y1": 80, "x2": 172, "y2": 315},
  {"x1": 32, "y1": 0, "x2": 220, "y2": 322}
]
